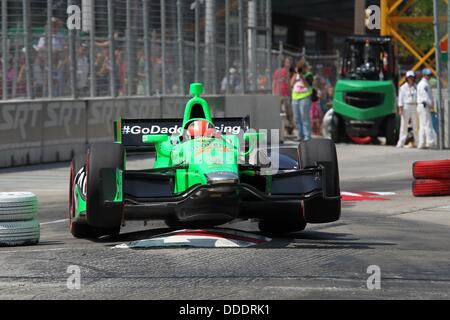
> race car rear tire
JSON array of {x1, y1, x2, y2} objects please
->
[
  {"x1": 70, "y1": 218, "x2": 120, "y2": 239},
  {"x1": 85, "y1": 142, "x2": 124, "y2": 233},
  {"x1": 299, "y1": 139, "x2": 341, "y2": 223},
  {"x1": 412, "y1": 179, "x2": 450, "y2": 197},
  {"x1": 413, "y1": 160, "x2": 450, "y2": 180},
  {"x1": 69, "y1": 154, "x2": 120, "y2": 239}
]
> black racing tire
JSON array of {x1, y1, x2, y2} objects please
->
[
  {"x1": 70, "y1": 218, "x2": 120, "y2": 239},
  {"x1": 257, "y1": 146, "x2": 306, "y2": 235},
  {"x1": 85, "y1": 142, "x2": 124, "y2": 233},
  {"x1": 258, "y1": 219, "x2": 306, "y2": 235},
  {"x1": 385, "y1": 114, "x2": 398, "y2": 146},
  {"x1": 69, "y1": 153, "x2": 120, "y2": 239},
  {"x1": 299, "y1": 139, "x2": 341, "y2": 224},
  {"x1": 69, "y1": 154, "x2": 89, "y2": 238}
]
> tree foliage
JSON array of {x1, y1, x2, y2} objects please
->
[{"x1": 397, "y1": 0, "x2": 436, "y2": 59}]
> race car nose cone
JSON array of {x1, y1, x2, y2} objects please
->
[{"x1": 206, "y1": 172, "x2": 239, "y2": 185}]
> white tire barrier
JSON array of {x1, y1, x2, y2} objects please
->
[
  {"x1": 0, "y1": 206, "x2": 38, "y2": 222},
  {"x1": 0, "y1": 192, "x2": 40, "y2": 246},
  {"x1": 0, "y1": 220, "x2": 40, "y2": 246}
]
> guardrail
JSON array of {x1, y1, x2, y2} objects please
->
[{"x1": 0, "y1": 95, "x2": 281, "y2": 168}]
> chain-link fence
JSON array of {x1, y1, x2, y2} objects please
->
[
  {"x1": 0, "y1": 0, "x2": 339, "y2": 101},
  {"x1": 269, "y1": 42, "x2": 340, "y2": 104}
]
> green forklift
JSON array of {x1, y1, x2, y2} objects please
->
[{"x1": 324, "y1": 35, "x2": 399, "y2": 145}]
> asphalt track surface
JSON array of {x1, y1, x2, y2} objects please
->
[{"x1": 1, "y1": 144, "x2": 450, "y2": 299}]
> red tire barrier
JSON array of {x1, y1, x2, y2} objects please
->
[
  {"x1": 350, "y1": 136, "x2": 372, "y2": 145},
  {"x1": 413, "y1": 160, "x2": 450, "y2": 180},
  {"x1": 412, "y1": 179, "x2": 450, "y2": 197}
]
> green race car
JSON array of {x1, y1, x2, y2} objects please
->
[{"x1": 69, "y1": 83, "x2": 341, "y2": 238}]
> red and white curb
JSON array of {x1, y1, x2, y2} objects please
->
[
  {"x1": 341, "y1": 191, "x2": 395, "y2": 201},
  {"x1": 114, "y1": 228, "x2": 271, "y2": 249}
]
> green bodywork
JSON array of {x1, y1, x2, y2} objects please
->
[
  {"x1": 73, "y1": 83, "x2": 263, "y2": 219},
  {"x1": 333, "y1": 79, "x2": 396, "y2": 121},
  {"x1": 74, "y1": 185, "x2": 86, "y2": 218}
]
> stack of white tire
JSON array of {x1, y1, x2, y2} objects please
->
[{"x1": 0, "y1": 192, "x2": 40, "y2": 246}]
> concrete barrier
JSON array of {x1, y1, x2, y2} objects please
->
[
  {"x1": 0, "y1": 101, "x2": 44, "y2": 167},
  {"x1": 0, "y1": 95, "x2": 281, "y2": 168},
  {"x1": 42, "y1": 100, "x2": 86, "y2": 163}
]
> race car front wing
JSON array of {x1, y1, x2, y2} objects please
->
[{"x1": 100, "y1": 164, "x2": 337, "y2": 223}]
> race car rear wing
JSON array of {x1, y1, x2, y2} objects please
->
[{"x1": 114, "y1": 116, "x2": 250, "y2": 148}]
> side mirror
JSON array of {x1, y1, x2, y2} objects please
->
[
  {"x1": 142, "y1": 134, "x2": 172, "y2": 158},
  {"x1": 142, "y1": 134, "x2": 169, "y2": 144}
]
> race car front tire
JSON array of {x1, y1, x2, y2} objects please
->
[
  {"x1": 85, "y1": 142, "x2": 124, "y2": 235},
  {"x1": 258, "y1": 219, "x2": 306, "y2": 235},
  {"x1": 299, "y1": 139, "x2": 341, "y2": 223},
  {"x1": 257, "y1": 147, "x2": 307, "y2": 234}
]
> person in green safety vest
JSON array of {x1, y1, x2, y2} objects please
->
[{"x1": 290, "y1": 59, "x2": 313, "y2": 141}]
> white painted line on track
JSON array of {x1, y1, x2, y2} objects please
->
[
  {"x1": 39, "y1": 219, "x2": 68, "y2": 226},
  {"x1": 0, "y1": 247, "x2": 84, "y2": 254},
  {"x1": 366, "y1": 192, "x2": 396, "y2": 196}
]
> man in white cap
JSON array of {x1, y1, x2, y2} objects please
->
[
  {"x1": 416, "y1": 68, "x2": 437, "y2": 149},
  {"x1": 397, "y1": 70, "x2": 418, "y2": 148}
]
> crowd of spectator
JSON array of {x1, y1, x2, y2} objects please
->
[
  {"x1": 1, "y1": 18, "x2": 336, "y2": 103},
  {"x1": 0, "y1": 18, "x2": 171, "y2": 99}
]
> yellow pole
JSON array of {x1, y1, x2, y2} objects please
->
[{"x1": 380, "y1": 0, "x2": 389, "y2": 36}]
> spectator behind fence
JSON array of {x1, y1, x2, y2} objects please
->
[
  {"x1": 115, "y1": 48, "x2": 125, "y2": 96},
  {"x1": 95, "y1": 48, "x2": 110, "y2": 96},
  {"x1": 221, "y1": 67, "x2": 241, "y2": 94},
  {"x1": 272, "y1": 56, "x2": 295, "y2": 137},
  {"x1": 32, "y1": 51, "x2": 45, "y2": 97},
  {"x1": 137, "y1": 49, "x2": 147, "y2": 95},
  {"x1": 35, "y1": 17, "x2": 65, "y2": 97},
  {"x1": 258, "y1": 67, "x2": 270, "y2": 93},
  {"x1": 324, "y1": 85, "x2": 334, "y2": 112},
  {"x1": 15, "y1": 51, "x2": 27, "y2": 97},
  {"x1": 76, "y1": 44, "x2": 89, "y2": 96},
  {"x1": 310, "y1": 78, "x2": 322, "y2": 137},
  {"x1": 290, "y1": 59, "x2": 313, "y2": 142}
]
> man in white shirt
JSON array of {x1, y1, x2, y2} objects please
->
[
  {"x1": 397, "y1": 70, "x2": 418, "y2": 148},
  {"x1": 416, "y1": 68, "x2": 437, "y2": 149}
]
